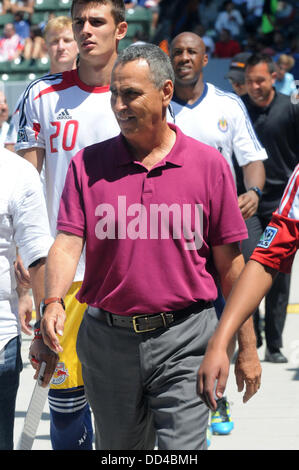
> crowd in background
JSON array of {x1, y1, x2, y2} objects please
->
[
  {"x1": 0, "y1": 0, "x2": 48, "y2": 63},
  {"x1": 127, "y1": 1, "x2": 299, "y2": 80},
  {"x1": 0, "y1": 0, "x2": 298, "y2": 452},
  {"x1": 0, "y1": 0, "x2": 298, "y2": 79}
]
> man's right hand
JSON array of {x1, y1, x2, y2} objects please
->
[
  {"x1": 197, "y1": 345, "x2": 230, "y2": 411},
  {"x1": 41, "y1": 303, "x2": 66, "y2": 353}
]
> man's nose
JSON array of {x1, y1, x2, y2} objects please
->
[
  {"x1": 114, "y1": 96, "x2": 125, "y2": 111},
  {"x1": 81, "y1": 20, "x2": 92, "y2": 35},
  {"x1": 112, "y1": 94, "x2": 127, "y2": 113},
  {"x1": 180, "y1": 50, "x2": 190, "y2": 62},
  {"x1": 57, "y1": 39, "x2": 65, "y2": 49}
]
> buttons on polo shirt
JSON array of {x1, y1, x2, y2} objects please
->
[{"x1": 142, "y1": 176, "x2": 154, "y2": 200}]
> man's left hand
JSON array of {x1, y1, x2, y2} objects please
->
[
  {"x1": 29, "y1": 337, "x2": 59, "y2": 387},
  {"x1": 238, "y1": 190, "x2": 259, "y2": 220},
  {"x1": 14, "y1": 255, "x2": 31, "y2": 289},
  {"x1": 234, "y1": 347, "x2": 262, "y2": 403}
]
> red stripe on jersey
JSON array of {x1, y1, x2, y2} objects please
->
[
  {"x1": 279, "y1": 166, "x2": 299, "y2": 217},
  {"x1": 279, "y1": 165, "x2": 298, "y2": 209},
  {"x1": 33, "y1": 69, "x2": 110, "y2": 101},
  {"x1": 33, "y1": 122, "x2": 41, "y2": 140}
]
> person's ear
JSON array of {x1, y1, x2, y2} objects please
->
[
  {"x1": 116, "y1": 21, "x2": 128, "y2": 41},
  {"x1": 161, "y1": 79, "x2": 174, "y2": 107}
]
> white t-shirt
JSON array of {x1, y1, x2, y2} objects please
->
[
  {"x1": 0, "y1": 148, "x2": 53, "y2": 351},
  {"x1": 169, "y1": 82, "x2": 267, "y2": 182},
  {"x1": 15, "y1": 69, "x2": 120, "y2": 281}
]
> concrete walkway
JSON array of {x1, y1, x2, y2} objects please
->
[
  {"x1": 13, "y1": 310, "x2": 299, "y2": 451},
  {"x1": 210, "y1": 312, "x2": 299, "y2": 450},
  {"x1": 12, "y1": 254, "x2": 299, "y2": 451}
]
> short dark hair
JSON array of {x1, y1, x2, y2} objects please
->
[
  {"x1": 71, "y1": 0, "x2": 126, "y2": 24},
  {"x1": 113, "y1": 44, "x2": 175, "y2": 89},
  {"x1": 245, "y1": 53, "x2": 276, "y2": 74}
]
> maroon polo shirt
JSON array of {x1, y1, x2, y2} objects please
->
[{"x1": 57, "y1": 124, "x2": 247, "y2": 315}]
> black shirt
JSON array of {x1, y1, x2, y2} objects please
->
[{"x1": 242, "y1": 90, "x2": 299, "y2": 218}]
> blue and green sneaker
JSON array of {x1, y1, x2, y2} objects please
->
[{"x1": 211, "y1": 397, "x2": 234, "y2": 435}]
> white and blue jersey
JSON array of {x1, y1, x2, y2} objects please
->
[{"x1": 169, "y1": 82, "x2": 267, "y2": 182}]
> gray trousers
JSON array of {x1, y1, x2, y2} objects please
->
[{"x1": 76, "y1": 305, "x2": 218, "y2": 450}]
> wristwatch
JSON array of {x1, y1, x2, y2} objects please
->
[
  {"x1": 39, "y1": 297, "x2": 65, "y2": 318},
  {"x1": 248, "y1": 186, "x2": 262, "y2": 199},
  {"x1": 35, "y1": 297, "x2": 65, "y2": 330}
]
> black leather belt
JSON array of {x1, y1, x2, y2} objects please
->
[{"x1": 87, "y1": 300, "x2": 213, "y2": 334}]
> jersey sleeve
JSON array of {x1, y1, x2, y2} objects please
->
[
  {"x1": 250, "y1": 164, "x2": 299, "y2": 273},
  {"x1": 231, "y1": 96, "x2": 268, "y2": 166},
  {"x1": 14, "y1": 82, "x2": 46, "y2": 152},
  {"x1": 250, "y1": 213, "x2": 299, "y2": 273}
]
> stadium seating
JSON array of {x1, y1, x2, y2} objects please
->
[
  {"x1": 0, "y1": 13, "x2": 14, "y2": 25},
  {"x1": 126, "y1": 7, "x2": 152, "y2": 37},
  {"x1": 0, "y1": 56, "x2": 50, "y2": 83},
  {"x1": 119, "y1": 7, "x2": 153, "y2": 49},
  {"x1": 0, "y1": 4, "x2": 153, "y2": 83},
  {"x1": 31, "y1": 11, "x2": 51, "y2": 25},
  {"x1": 0, "y1": 12, "x2": 14, "y2": 35},
  {"x1": 0, "y1": 71, "x2": 42, "y2": 82},
  {"x1": 34, "y1": 0, "x2": 59, "y2": 12},
  {"x1": 0, "y1": 61, "x2": 12, "y2": 75},
  {"x1": 57, "y1": 0, "x2": 72, "y2": 11},
  {"x1": 10, "y1": 59, "x2": 34, "y2": 73},
  {"x1": 118, "y1": 37, "x2": 134, "y2": 51}
]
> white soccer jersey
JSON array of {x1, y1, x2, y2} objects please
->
[
  {"x1": 15, "y1": 69, "x2": 120, "y2": 280},
  {"x1": 169, "y1": 82, "x2": 267, "y2": 182}
]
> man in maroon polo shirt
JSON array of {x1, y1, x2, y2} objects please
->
[{"x1": 39, "y1": 44, "x2": 258, "y2": 450}]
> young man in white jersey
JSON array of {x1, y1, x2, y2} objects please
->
[
  {"x1": 15, "y1": 0, "x2": 127, "y2": 450},
  {"x1": 6, "y1": 16, "x2": 80, "y2": 308},
  {"x1": 198, "y1": 164, "x2": 299, "y2": 410},
  {"x1": 169, "y1": 32, "x2": 265, "y2": 438}
]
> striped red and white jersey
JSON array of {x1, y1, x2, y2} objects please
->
[
  {"x1": 276, "y1": 164, "x2": 299, "y2": 220},
  {"x1": 251, "y1": 164, "x2": 299, "y2": 273}
]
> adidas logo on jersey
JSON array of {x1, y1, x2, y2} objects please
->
[{"x1": 57, "y1": 109, "x2": 72, "y2": 120}]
